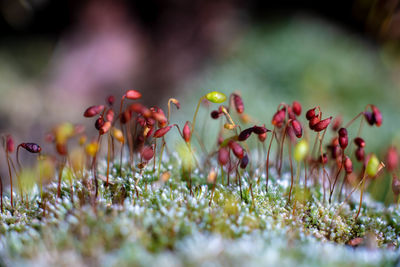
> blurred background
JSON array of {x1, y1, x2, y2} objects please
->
[{"x1": 1, "y1": 0, "x2": 400, "y2": 202}]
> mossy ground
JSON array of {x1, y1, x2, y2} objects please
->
[{"x1": 0, "y1": 158, "x2": 399, "y2": 266}]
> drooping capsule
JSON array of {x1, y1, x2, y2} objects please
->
[
  {"x1": 364, "y1": 111, "x2": 375, "y2": 125},
  {"x1": 228, "y1": 141, "x2": 244, "y2": 159},
  {"x1": 371, "y1": 105, "x2": 382, "y2": 127},
  {"x1": 313, "y1": 117, "x2": 332, "y2": 132},
  {"x1": 272, "y1": 108, "x2": 286, "y2": 128},
  {"x1": 308, "y1": 116, "x2": 320, "y2": 130},
  {"x1": 141, "y1": 145, "x2": 154, "y2": 161},
  {"x1": 153, "y1": 125, "x2": 174, "y2": 138},
  {"x1": 95, "y1": 116, "x2": 105, "y2": 130},
  {"x1": 238, "y1": 127, "x2": 254, "y2": 141},
  {"x1": 106, "y1": 95, "x2": 115, "y2": 106},
  {"x1": 20, "y1": 143, "x2": 42, "y2": 153},
  {"x1": 291, "y1": 120, "x2": 302, "y2": 138},
  {"x1": 84, "y1": 105, "x2": 104, "y2": 117},
  {"x1": 218, "y1": 147, "x2": 230, "y2": 166}
]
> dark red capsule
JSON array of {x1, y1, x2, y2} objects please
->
[
  {"x1": 252, "y1": 125, "x2": 269, "y2": 135},
  {"x1": 291, "y1": 120, "x2": 302, "y2": 138},
  {"x1": 56, "y1": 143, "x2": 68, "y2": 156},
  {"x1": 99, "y1": 121, "x2": 111, "y2": 135},
  {"x1": 339, "y1": 136, "x2": 348, "y2": 149},
  {"x1": 308, "y1": 116, "x2": 320, "y2": 130},
  {"x1": 371, "y1": 105, "x2": 382, "y2": 127},
  {"x1": 364, "y1": 111, "x2": 375, "y2": 125},
  {"x1": 84, "y1": 105, "x2": 104, "y2": 118},
  {"x1": 129, "y1": 103, "x2": 151, "y2": 117},
  {"x1": 141, "y1": 145, "x2": 154, "y2": 161},
  {"x1": 183, "y1": 121, "x2": 191, "y2": 143},
  {"x1": 313, "y1": 117, "x2": 332, "y2": 132},
  {"x1": 272, "y1": 109, "x2": 285, "y2": 128},
  {"x1": 355, "y1": 147, "x2": 365, "y2": 162},
  {"x1": 232, "y1": 93, "x2": 244, "y2": 114},
  {"x1": 257, "y1": 124, "x2": 268, "y2": 142},
  {"x1": 211, "y1": 110, "x2": 221, "y2": 119},
  {"x1": 228, "y1": 141, "x2": 244, "y2": 159},
  {"x1": 392, "y1": 174, "x2": 400, "y2": 195},
  {"x1": 153, "y1": 125, "x2": 174, "y2": 138},
  {"x1": 386, "y1": 146, "x2": 398, "y2": 172},
  {"x1": 238, "y1": 128, "x2": 254, "y2": 141},
  {"x1": 344, "y1": 156, "x2": 353, "y2": 174},
  {"x1": 306, "y1": 108, "x2": 316, "y2": 120},
  {"x1": 292, "y1": 101, "x2": 302, "y2": 116},
  {"x1": 287, "y1": 107, "x2": 296, "y2": 120},
  {"x1": 95, "y1": 116, "x2": 105, "y2": 130},
  {"x1": 20, "y1": 143, "x2": 42, "y2": 153},
  {"x1": 240, "y1": 154, "x2": 249, "y2": 169},
  {"x1": 218, "y1": 147, "x2": 229, "y2": 166},
  {"x1": 338, "y1": 128, "x2": 347, "y2": 137},
  {"x1": 354, "y1": 137, "x2": 365, "y2": 148}
]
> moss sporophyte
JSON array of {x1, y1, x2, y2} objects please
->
[{"x1": 1, "y1": 88, "x2": 398, "y2": 261}]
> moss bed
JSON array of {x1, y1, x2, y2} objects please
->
[{"x1": 0, "y1": 159, "x2": 399, "y2": 267}]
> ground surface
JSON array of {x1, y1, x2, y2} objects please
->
[{"x1": 1, "y1": 159, "x2": 399, "y2": 267}]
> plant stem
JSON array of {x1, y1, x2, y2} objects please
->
[
  {"x1": 354, "y1": 175, "x2": 367, "y2": 221},
  {"x1": 288, "y1": 141, "x2": 294, "y2": 203},
  {"x1": 265, "y1": 127, "x2": 276, "y2": 193},
  {"x1": 106, "y1": 132, "x2": 111, "y2": 186},
  {"x1": 329, "y1": 149, "x2": 344, "y2": 203},
  {"x1": 6, "y1": 150, "x2": 13, "y2": 208}
]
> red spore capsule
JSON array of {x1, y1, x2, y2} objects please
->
[
  {"x1": 153, "y1": 125, "x2": 174, "y2": 138},
  {"x1": 292, "y1": 101, "x2": 302, "y2": 116},
  {"x1": 106, "y1": 95, "x2": 115, "y2": 106},
  {"x1": 272, "y1": 108, "x2": 285, "y2": 128},
  {"x1": 355, "y1": 147, "x2": 365, "y2": 162},
  {"x1": 371, "y1": 105, "x2": 382, "y2": 127},
  {"x1": 95, "y1": 116, "x2": 105, "y2": 130},
  {"x1": 364, "y1": 111, "x2": 375, "y2": 125},
  {"x1": 20, "y1": 143, "x2": 42, "y2": 153},
  {"x1": 141, "y1": 145, "x2": 154, "y2": 161},
  {"x1": 344, "y1": 156, "x2": 353, "y2": 174},
  {"x1": 183, "y1": 121, "x2": 191, "y2": 143},
  {"x1": 240, "y1": 154, "x2": 249, "y2": 169},
  {"x1": 211, "y1": 110, "x2": 221, "y2": 119},
  {"x1": 306, "y1": 108, "x2": 316, "y2": 120},
  {"x1": 218, "y1": 147, "x2": 229, "y2": 166},
  {"x1": 386, "y1": 146, "x2": 398, "y2": 172},
  {"x1": 354, "y1": 137, "x2": 365, "y2": 148},
  {"x1": 313, "y1": 117, "x2": 332, "y2": 132},
  {"x1": 6, "y1": 135, "x2": 14, "y2": 153},
  {"x1": 291, "y1": 120, "x2": 302, "y2": 138},
  {"x1": 308, "y1": 116, "x2": 320, "y2": 130},
  {"x1": 106, "y1": 109, "x2": 114, "y2": 122},
  {"x1": 238, "y1": 127, "x2": 254, "y2": 141},
  {"x1": 319, "y1": 153, "x2": 328, "y2": 164},
  {"x1": 252, "y1": 125, "x2": 269, "y2": 135},
  {"x1": 125, "y1": 90, "x2": 142, "y2": 100},
  {"x1": 232, "y1": 93, "x2": 244, "y2": 114},
  {"x1": 228, "y1": 141, "x2": 244, "y2": 159},
  {"x1": 84, "y1": 105, "x2": 104, "y2": 117},
  {"x1": 99, "y1": 121, "x2": 111, "y2": 135}
]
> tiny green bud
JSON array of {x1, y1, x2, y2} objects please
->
[
  {"x1": 294, "y1": 140, "x2": 308, "y2": 162},
  {"x1": 205, "y1": 91, "x2": 227, "y2": 103},
  {"x1": 366, "y1": 154, "x2": 380, "y2": 177}
]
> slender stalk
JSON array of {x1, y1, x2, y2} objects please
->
[
  {"x1": 237, "y1": 164, "x2": 242, "y2": 200},
  {"x1": 265, "y1": 127, "x2": 276, "y2": 193},
  {"x1": 287, "y1": 141, "x2": 294, "y2": 203},
  {"x1": 6, "y1": 150, "x2": 13, "y2": 208},
  {"x1": 57, "y1": 158, "x2": 66, "y2": 198},
  {"x1": 278, "y1": 120, "x2": 292, "y2": 176},
  {"x1": 0, "y1": 176, "x2": 3, "y2": 213},
  {"x1": 354, "y1": 175, "x2": 367, "y2": 221},
  {"x1": 329, "y1": 149, "x2": 344, "y2": 203},
  {"x1": 106, "y1": 132, "x2": 111, "y2": 186},
  {"x1": 209, "y1": 168, "x2": 218, "y2": 206}
]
